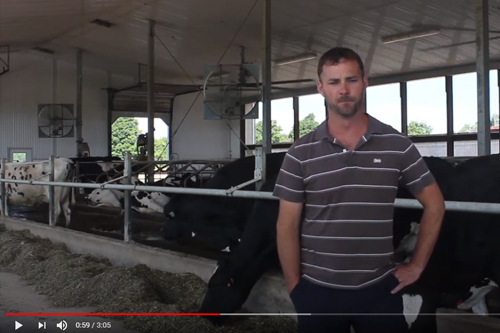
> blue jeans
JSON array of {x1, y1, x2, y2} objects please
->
[{"x1": 289, "y1": 274, "x2": 409, "y2": 333}]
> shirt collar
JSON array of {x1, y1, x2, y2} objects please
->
[{"x1": 313, "y1": 113, "x2": 387, "y2": 143}]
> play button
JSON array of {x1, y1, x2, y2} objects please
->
[{"x1": 15, "y1": 321, "x2": 23, "y2": 330}]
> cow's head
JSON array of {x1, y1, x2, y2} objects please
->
[
  {"x1": 199, "y1": 260, "x2": 246, "y2": 325},
  {"x1": 161, "y1": 217, "x2": 184, "y2": 240},
  {"x1": 85, "y1": 189, "x2": 123, "y2": 208}
]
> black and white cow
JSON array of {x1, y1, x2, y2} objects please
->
[
  {"x1": 70, "y1": 156, "x2": 144, "y2": 194},
  {"x1": 0, "y1": 157, "x2": 76, "y2": 226},
  {"x1": 181, "y1": 153, "x2": 500, "y2": 332},
  {"x1": 70, "y1": 156, "x2": 122, "y2": 184},
  {"x1": 84, "y1": 172, "x2": 204, "y2": 214},
  {"x1": 85, "y1": 188, "x2": 170, "y2": 214}
]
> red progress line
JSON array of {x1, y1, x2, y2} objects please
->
[{"x1": 5, "y1": 313, "x2": 220, "y2": 316}]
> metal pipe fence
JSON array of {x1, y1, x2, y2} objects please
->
[{"x1": 1, "y1": 153, "x2": 500, "y2": 243}]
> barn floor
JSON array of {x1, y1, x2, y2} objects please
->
[{"x1": 0, "y1": 268, "x2": 141, "y2": 333}]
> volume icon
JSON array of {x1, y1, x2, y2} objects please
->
[{"x1": 56, "y1": 320, "x2": 67, "y2": 331}]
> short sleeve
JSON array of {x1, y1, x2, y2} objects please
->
[
  {"x1": 400, "y1": 143, "x2": 436, "y2": 196},
  {"x1": 272, "y1": 148, "x2": 305, "y2": 203}
]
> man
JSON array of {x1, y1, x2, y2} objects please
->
[{"x1": 273, "y1": 47, "x2": 445, "y2": 333}]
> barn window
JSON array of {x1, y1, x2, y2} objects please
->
[{"x1": 8, "y1": 148, "x2": 32, "y2": 162}]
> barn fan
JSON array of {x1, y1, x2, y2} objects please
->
[
  {"x1": 202, "y1": 62, "x2": 261, "y2": 120},
  {"x1": 202, "y1": 47, "x2": 315, "y2": 120},
  {"x1": 38, "y1": 104, "x2": 75, "y2": 138}
]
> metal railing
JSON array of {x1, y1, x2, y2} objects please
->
[
  {"x1": 73, "y1": 158, "x2": 234, "y2": 189},
  {"x1": 1, "y1": 151, "x2": 500, "y2": 243}
]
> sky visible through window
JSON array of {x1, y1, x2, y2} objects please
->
[
  {"x1": 262, "y1": 71, "x2": 499, "y2": 137},
  {"x1": 137, "y1": 70, "x2": 500, "y2": 140}
]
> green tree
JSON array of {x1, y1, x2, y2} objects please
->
[
  {"x1": 407, "y1": 121, "x2": 433, "y2": 136},
  {"x1": 288, "y1": 113, "x2": 319, "y2": 140},
  {"x1": 154, "y1": 137, "x2": 169, "y2": 160},
  {"x1": 459, "y1": 113, "x2": 499, "y2": 132},
  {"x1": 255, "y1": 120, "x2": 288, "y2": 144},
  {"x1": 111, "y1": 117, "x2": 141, "y2": 158}
]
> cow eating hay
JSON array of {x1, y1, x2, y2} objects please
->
[{"x1": 0, "y1": 225, "x2": 298, "y2": 333}]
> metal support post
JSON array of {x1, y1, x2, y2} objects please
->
[
  {"x1": 76, "y1": 48, "x2": 83, "y2": 156},
  {"x1": 476, "y1": 0, "x2": 491, "y2": 155},
  {"x1": 124, "y1": 152, "x2": 132, "y2": 242},
  {"x1": 0, "y1": 158, "x2": 5, "y2": 216},
  {"x1": 498, "y1": 69, "x2": 500, "y2": 152},
  {"x1": 147, "y1": 19, "x2": 156, "y2": 184},
  {"x1": 48, "y1": 155, "x2": 55, "y2": 226},
  {"x1": 260, "y1": 0, "x2": 272, "y2": 189},
  {"x1": 254, "y1": 147, "x2": 263, "y2": 190},
  {"x1": 445, "y1": 76, "x2": 454, "y2": 156},
  {"x1": 400, "y1": 82, "x2": 408, "y2": 135},
  {"x1": 293, "y1": 97, "x2": 300, "y2": 141}
]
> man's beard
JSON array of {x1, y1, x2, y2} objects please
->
[{"x1": 328, "y1": 96, "x2": 364, "y2": 118}]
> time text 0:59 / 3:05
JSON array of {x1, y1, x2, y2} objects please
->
[{"x1": 75, "y1": 321, "x2": 112, "y2": 329}]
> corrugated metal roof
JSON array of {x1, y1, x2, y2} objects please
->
[{"x1": 1, "y1": 0, "x2": 499, "y2": 93}]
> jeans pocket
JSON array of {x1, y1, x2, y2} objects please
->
[{"x1": 289, "y1": 278, "x2": 303, "y2": 300}]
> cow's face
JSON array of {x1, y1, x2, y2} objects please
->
[
  {"x1": 199, "y1": 262, "x2": 246, "y2": 325},
  {"x1": 85, "y1": 189, "x2": 123, "y2": 207}
]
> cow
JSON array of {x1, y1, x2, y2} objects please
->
[
  {"x1": 70, "y1": 156, "x2": 144, "y2": 194},
  {"x1": 199, "y1": 173, "x2": 282, "y2": 323},
  {"x1": 397, "y1": 228, "x2": 498, "y2": 314},
  {"x1": 161, "y1": 152, "x2": 286, "y2": 252},
  {"x1": 193, "y1": 153, "x2": 500, "y2": 333},
  {"x1": 0, "y1": 157, "x2": 76, "y2": 227},
  {"x1": 84, "y1": 172, "x2": 203, "y2": 214},
  {"x1": 70, "y1": 156, "x2": 122, "y2": 184},
  {"x1": 85, "y1": 189, "x2": 170, "y2": 214}
]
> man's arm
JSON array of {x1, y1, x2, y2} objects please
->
[
  {"x1": 408, "y1": 182, "x2": 445, "y2": 272},
  {"x1": 392, "y1": 182, "x2": 444, "y2": 293},
  {"x1": 392, "y1": 142, "x2": 446, "y2": 293},
  {"x1": 276, "y1": 199, "x2": 303, "y2": 293}
]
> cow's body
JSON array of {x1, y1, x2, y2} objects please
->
[
  {"x1": 84, "y1": 171, "x2": 205, "y2": 214},
  {"x1": 186, "y1": 153, "x2": 500, "y2": 332},
  {"x1": 0, "y1": 157, "x2": 76, "y2": 226},
  {"x1": 70, "y1": 156, "x2": 145, "y2": 194},
  {"x1": 70, "y1": 156, "x2": 122, "y2": 184},
  {"x1": 161, "y1": 152, "x2": 286, "y2": 252},
  {"x1": 129, "y1": 190, "x2": 170, "y2": 213},
  {"x1": 85, "y1": 188, "x2": 169, "y2": 214}
]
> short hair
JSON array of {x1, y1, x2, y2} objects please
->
[{"x1": 317, "y1": 47, "x2": 365, "y2": 78}]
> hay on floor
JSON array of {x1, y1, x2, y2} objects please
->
[{"x1": 0, "y1": 224, "x2": 297, "y2": 333}]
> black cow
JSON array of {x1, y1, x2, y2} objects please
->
[
  {"x1": 199, "y1": 174, "x2": 283, "y2": 324},
  {"x1": 70, "y1": 156, "x2": 123, "y2": 184},
  {"x1": 70, "y1": 156, "x2": 135, "y2": 195},
  {"x1": 161, "y1": 152, "x2": 286, "y2": 252},
  {"x1": 195, "y1": 154, "x2": 500, "y2": 333}
]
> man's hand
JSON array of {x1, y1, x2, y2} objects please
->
[{"x1": 391, "y1": 263, "x2": 423, "y2": 294}]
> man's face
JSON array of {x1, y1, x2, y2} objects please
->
[{"x1": 317, "y1": 58, "x2": 368, "y2": 118}]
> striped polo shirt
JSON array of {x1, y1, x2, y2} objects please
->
[{"x1": 273, "y1": 113, "x2": 435, "y2": 290}]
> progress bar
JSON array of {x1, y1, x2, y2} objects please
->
[{"x1": 5, "y1": 312, "x2": 496, "y2": 316}]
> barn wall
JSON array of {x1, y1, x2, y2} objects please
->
[
  {"x1": 170, "y1": 92, "x2": 241, "y2": 159},
  {"x1": 0, "y1": 51, "x2": 134, "y2": 161}
]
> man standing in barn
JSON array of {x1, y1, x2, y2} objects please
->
[{"x1": 273, "y1": 47, "x2": 445, "y2": 333}]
